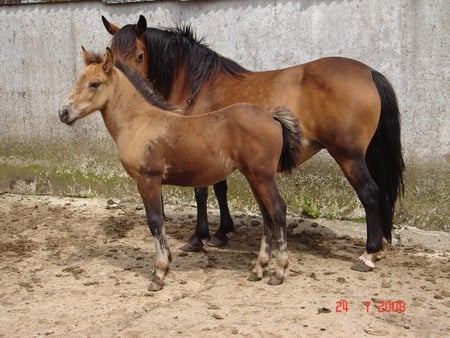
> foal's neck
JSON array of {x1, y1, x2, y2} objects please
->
[{"x1": 101, "y1": 69, "x2": 160, "y2": 141}]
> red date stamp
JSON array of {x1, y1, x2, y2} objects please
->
[{"x1": 336, "y1": 300, "x2": 406, "y2": 313}]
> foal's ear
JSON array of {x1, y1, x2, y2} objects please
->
[
  {"x1": 103, "y1": 47, "x2": 114, "y2": 73},
  {"x1": 102, "y1": 15, "x2": 120, "y2": 35},
  {"x1": 135, "y1": 15, "x2": 147, "y2": 37},
  {"x1": 81, "y1": 46, "x2": 99, "y2": 66}
]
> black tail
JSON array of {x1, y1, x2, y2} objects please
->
[
  {"x1": 367, "y1": 70, "x2": 405, "y2": 242},
  {"x1": 272, "y1": 106, "x2": 301, "y2": 173}
]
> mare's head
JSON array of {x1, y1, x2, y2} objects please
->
[
  {"x1": 102, "y1": 15, "x2": 148, "y2": 80},
  {"x1": 59, "y1": 48, "x2": 114, "y2": 125},
  {"x1": 102, "y1": 15, "x2": 248, "y2": 102}
]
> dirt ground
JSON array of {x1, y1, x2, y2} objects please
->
[{"x1": 0, "y1": 193, "x2": 449, "y2": 337}]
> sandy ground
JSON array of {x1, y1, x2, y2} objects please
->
[{"x1": 0, "y1": 192, "x2": 449, "y2": 337}]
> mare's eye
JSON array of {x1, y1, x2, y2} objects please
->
[
  {"x1": 89, "y1": 81, "x2": 101, "y2": 89},
  {"x1": 137, "y1": 51, "x2": 144, "y2": 63}
]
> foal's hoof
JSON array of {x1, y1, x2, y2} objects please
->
[
  {"x1": 207, "y1": 234, "x2": 229, "y2": 248},
  {"x1": 268, "y1": 274, "x2": 284, "y2": 286},
  {"x1": 351, "y1": 260, "x2": 374, "y2": 272},
  {"x1": 247, "y1": 272, "x2": 262, "y2": 282}
]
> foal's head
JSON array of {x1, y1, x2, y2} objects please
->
[{"x1": 59, "y1": 48, "x2": 114, "y2": 125}]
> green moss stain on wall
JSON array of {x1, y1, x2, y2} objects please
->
[{"x1": 1, "y1": 145, "x2": 448, "y2": 232}]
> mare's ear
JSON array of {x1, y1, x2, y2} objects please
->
[
  {"x1": 102, "y1": 15, "x2": 120, "y2": 35},
  {"x1": 103, "y1": 47, "x2": 114, "y2": 74},
  {"x1": 135, "y1": 15, "x2": 147, "y2": 37}
]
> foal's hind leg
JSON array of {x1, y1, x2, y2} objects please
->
[
  {"x1": 247, "y1": 203, "x2": 273, "y2": 282},
  {"x1": 247, "y1": 176, "x2": 288, "y2": 284},
  {"x1": 332, "y1": 154, "x2": 385, "y2": 270}
]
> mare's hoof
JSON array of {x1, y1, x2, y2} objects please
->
[
  {"x1": 351, "y1": 260, "x2": 374, "y2": 272},
  {"x1": 179, "y1": 242, "x2": 203, "y2": 252},
  {"x1": 148, "y1": 279, "x2": 164, "y2": 292},
  {"x1": 207, "y1": 234, "x2": 229, "y2": 247},
  {"x1": 179, "y1": 237, "x2": 204, "y2": 252},
  {"x1": 268, "y1": 274, "x2": 284, "y2": 286},
  {"x1": 247, "y1": 272, "x2": 262, "y2": 282}
]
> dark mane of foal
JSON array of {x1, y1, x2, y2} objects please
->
[
  {"x1": 115, "y1": 61, "x2": 174, "y2": 111},
  {"x1": 111, "y1": 24, "x2": 249, "y2": 101}
]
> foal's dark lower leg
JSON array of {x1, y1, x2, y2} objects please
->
[{"x1": 208, "y1": 180, "x2": 234, "y2": 247}]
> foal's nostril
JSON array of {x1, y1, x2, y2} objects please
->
[{"x1": 58, "y1": 108, "x2": 69, "y2": 121}]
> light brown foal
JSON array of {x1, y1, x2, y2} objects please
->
[{"x1": 59, "y1": 48, "x2": 301, "y2": 291}]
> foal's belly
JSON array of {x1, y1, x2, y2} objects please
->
[{"x1": 162, "y1": 156, "x2": 237, "y2": 188}]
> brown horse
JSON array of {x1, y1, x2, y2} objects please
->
[
  {"x1": 58, "y1": 47, "x2": 301, "y2": 290},
  {"x1": 102, "y1": 15, "x2": 405, "y2": 271}
]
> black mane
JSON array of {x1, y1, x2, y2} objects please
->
[
  {"x1": 115, "y1": 60, "x2": 174, "y2": 111},
  {"x1": 111, "y1": 24, "x2": 248, "y2": 101}
]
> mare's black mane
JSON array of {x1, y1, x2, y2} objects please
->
[
  {"x1": 111, "y1": 24, "x2": 249, "y2": 101},
  {"x1": 115, "y1": 61, "x2": 174, "y2": 111}
]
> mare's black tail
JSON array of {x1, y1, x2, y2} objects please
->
[{"x1": 366, "y1": 70, "x2": 405, "y2": 242}]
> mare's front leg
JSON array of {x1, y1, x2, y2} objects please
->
[
  {"x1": 137, "y1": 176, "x2": 172, "y2": 291},
  {"x1": 208, "y1": 180, "x2": 235, "y2": 247},
  {"x1": 179, "y1": 187, "x2": 210, "y2": 252}
]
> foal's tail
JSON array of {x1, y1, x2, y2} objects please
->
[
  {"x1": 367, "y1": 70, "x2": 405, "y2": 242},
  {"x1": 271, "y1": 107, "x2": 301, "y2": 173}
]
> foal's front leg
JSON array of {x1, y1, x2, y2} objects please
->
[{"x1": 137, "y1": 176, "x2": 172, "y2": 291}]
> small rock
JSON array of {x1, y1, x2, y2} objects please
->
[
  {"x1": 317, "y1": 307, "x2": 331, "y2": 314},
  {"x1": 381, "y1": 280, "x2": 391, "y2": 288},
  {"x1": 250, "y1": 220, "x2": 260, "y2": 227}
]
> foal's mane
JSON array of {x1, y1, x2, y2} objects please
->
[
  {"x1": 115, "y1": 61, "x2": 174, "y2": 111},
  {"x1": 111, "y1": 24, "x2": 249, "y2": 101}
]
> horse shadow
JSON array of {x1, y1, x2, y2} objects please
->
[{"x1": 70, "y1": 209, "x2": 364, "y2": 282}]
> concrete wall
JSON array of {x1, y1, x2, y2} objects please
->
[
  {"x1": 0, "y1": 0, "x2": 449, "y2": 227},
  {"x1": 1, "y1": 0, "x2": 448, "y2": 161}
]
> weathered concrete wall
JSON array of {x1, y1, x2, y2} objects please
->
[
  {"x1": 0, "y1": 0, "x2": 449, "y2": 228},
  {"x1": 1, "y1": 0, "x2": 448, "y2": 160}
]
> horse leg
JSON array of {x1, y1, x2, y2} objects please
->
[
  {"x1": 180, "y1": 187, "x2": 209, "y2": 252},
  {"x1": 247, "y1": 202, "x2": 273, "y2": 282},
  {"x1": 332, "y1": 154, "x2": 385, "y2": 271},
  {"x1": 247, "y1": 176, "x2": 288, "y2": 285},
  {"x1": 208, "y1": 180, "x2": 235, "y2": 247},
  {"x1": 137, "y1": 176, "x2": 172, "y2": 291}
]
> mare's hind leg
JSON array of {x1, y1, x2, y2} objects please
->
[
  {"x1": 137, "y1": 176, "x2": 172, "y2": 291},
  {"x1": 247, "y1": 176, "x2": 288, "y2": 284},
  {"x1": 332, "y1": 153, "x2": 385, "y2": 270},
  {"x1": 208, "y1": 180, "x2": 235, "y2": 247}
]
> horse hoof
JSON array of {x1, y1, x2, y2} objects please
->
[
  {"x1": 351, "y1": 260, "x2": 374, "y2": 272},
  {"x1": 207, "y1": 234, "x2": 228, "y2": 247},
  {"x1": 148, "y1": 279, "x2": 164, "y2": 292},
  {"x1": 247, "y1": 272, "x2": 262, "y2": 282},
  {"x1": 268, "y1": 275, "x2": 284, "y2": 286},
  {"x1": 179, "y1": 242, "x2": 203, "y2": 252}
]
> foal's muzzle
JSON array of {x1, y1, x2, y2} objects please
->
[{"x1": 58, "y1": 105, "x2": 75, "y2": 125}]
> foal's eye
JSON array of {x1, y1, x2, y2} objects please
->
[
  {"x1": 89, "y1": 81, "x2": 101, "y2": 89},
  {"x1": 136, "y1": 51, "x2": 144, "y2": 63}
]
